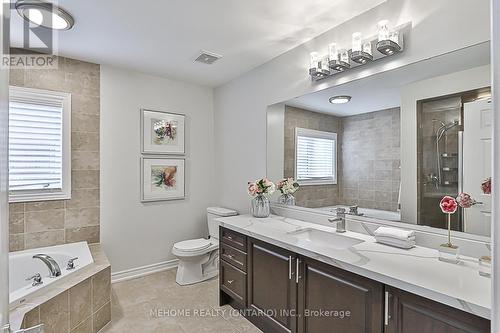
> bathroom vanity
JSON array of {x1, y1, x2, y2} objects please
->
[{"x1": 218, "y1": 215, "x2": 490, "y2": 333}]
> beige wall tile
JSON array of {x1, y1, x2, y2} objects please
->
[
  {"x1": 40, "y1": 291, "x2": 69, "y2": 333},
  {"x1": 10, "y1": 202, "x2": 25, "y2": 212},
  {"x1": 25, "y1": 200, "x2": 64, "y2": 212},
  {"x1": 72, "y1": 132, "x2": 100, "y2": 152},
  {"x1": 22, "y1": 306, "x2": 40, "y2": 329},
  {"x1": 72, "y1": 152, "x2": 100, "y2": 170},
  {"x1": 66, "y1": 189, "x2": 100, "y2": 209},
  {"x1": 9, "y1": 211, "x2": 24, "y2": 234},
  {"x1": 93, "y1": 302, "x2": 111, "y2": 333},
  {"x1": 25, "y1": 230, "x2": 64, "y2": 249},
  {"x1": 65, "y1": 226, "x2": 100, "y2": 244},
  {"x1": 70, "y1": 278, "x2": 92, "y2": 330},
  {"x1": 25, "y1": 68, "x2": 67, "y2": 92},
  {"x1": 71, "y1": 317, "x2": 92, "y2": 333},
  {"x1": 66, "y1": 207, "x2": 100, "y2": 228},
  {"x1": 25, "y1": 210, "x2": 64, "y2": 233},
  {"x1": 92, "y1": 267, "x2": 111, "y2": 310},
  {"x1": 9, "y1": 234, "x2": 24, "y2": 252},
  {"x1": 72, "y1": 113, "x2": 99, "y2": 133},
  {"x1": 72, "y1": 94, "x2": 100, "y2": 116},
  {"x1": 10, "y1": 68, "x2": 25, "y2": 86},
  {"x1": 72, "y1": 170, "x2": 100, "y2": 189}
]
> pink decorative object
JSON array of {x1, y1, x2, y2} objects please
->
[
  {"x1": 456, "y1": 193, "x2": 476, "y2": 209},
  {"x1": 481, "y1": 177, "x2": 491, "y2": 195},
  {"x1": 440, "y1": 196, "x2": 458, "y2": 214}
]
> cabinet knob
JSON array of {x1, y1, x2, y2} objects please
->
[
  {"x1": 226, "y1": 254, "x2": 233, "y2": 259},
  {"x1": 227, "y1": 235, "x2": 233, "y2": 240},
  {"x1": 227, "y1": 280, "x2": 234, "y2": 284}
]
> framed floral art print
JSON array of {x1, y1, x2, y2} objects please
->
[
  {"x1": 141, "y1": 157, "x2": 185, "y2": 202},
  {"x1": 141, "y1": 109, "x2": 185, "y2": 155}
]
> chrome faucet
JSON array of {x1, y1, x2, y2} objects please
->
[
  {"x1": 33, "y1": 254, "x2": 61, "y2": 277},
  {"x1": 328, "y1": 207, "x2": 346, "y2": 233}
]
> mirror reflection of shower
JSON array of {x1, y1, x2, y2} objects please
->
[{"x1": 434, "y1": 119, "x2": 460, "y2": 189}]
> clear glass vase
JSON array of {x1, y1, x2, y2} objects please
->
[
  {"x1": 251, "y1": 194, "x2": 270, "y2": 218},
  {"x1": 278, "y1": 194, "x2": 296, "y2": 206}
]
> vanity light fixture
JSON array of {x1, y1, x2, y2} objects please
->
[
  {"x1": 16, "y1": 0, "x2": 74, "y2": 30},
  {"x1": 308, "y1": 19, "x2": 406, "y2": 81},
  {"x1": 329, "y1": 95, "x2": 351, "y2": 104},
  {"x1": 376, "y1": 20, "x2": 403, "y2": 56},
  {"x1": 351, "y1": 32, "x2": 373, "y2": 64},
  {"x1": 328, "y1": 43, "x2": 350, "y2": 72}
]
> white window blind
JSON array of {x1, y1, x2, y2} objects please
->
[
  {"x1": 295, "y1": 128, "x2": 337, "y2": 185},
  {"x1": 9, "y1": 86, "x2": 71, "y2": 202}
]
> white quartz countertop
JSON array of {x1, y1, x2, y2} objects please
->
[{"x1": 217, "y1": 215, "x2": 491, "y2": 319}]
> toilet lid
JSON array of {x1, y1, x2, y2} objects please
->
[{"x1": 174, "y1": 238, "x2": 212, "y2": 252}]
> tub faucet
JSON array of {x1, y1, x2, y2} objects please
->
[
  {"x1": 328, "y1": 208, "x2": 346, "y2": 233},
  {"x1": 33, "y1": 254, "x2": 61, "y2": 277}
]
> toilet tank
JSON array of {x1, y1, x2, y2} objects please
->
[{"x1": 207, "y1": 207, "x2": 238, "y2": 239}]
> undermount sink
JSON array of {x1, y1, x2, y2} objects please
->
[{"x1": 288, "y1": 228, "x2": 364, "y2": 250}]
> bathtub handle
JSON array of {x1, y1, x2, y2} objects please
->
[
  {"x1": 67, "y1": 257, "x2": 79, "y2": 270},
  {"x1": 26, "y1": 273, "x2": 43, "y2": 286}
]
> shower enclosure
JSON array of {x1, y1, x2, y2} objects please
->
[{"x1": 417, "y1": 96, "x2": 463, "y2": 231}]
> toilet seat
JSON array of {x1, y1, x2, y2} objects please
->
[{"x1": 174, "y1": 238, "x2": 212, "y2": 253}]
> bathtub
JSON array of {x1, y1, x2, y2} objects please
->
[
  {"x1": 319, "y1": 205, "x2": 402, "y2": 222},
  {"x1": 9, "y1": 242, "x2": 93, "y2": 308}
]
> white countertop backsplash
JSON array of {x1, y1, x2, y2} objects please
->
[{"x1": 217, "y1": 214, "x2": 491, "y2": 319}]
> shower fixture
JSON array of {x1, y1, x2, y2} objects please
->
[{"x1": 434, "y1": 119, "x2": 460, "y2": 187}]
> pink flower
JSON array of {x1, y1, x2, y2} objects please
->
[
  {"x1": 456, "y1": 193, "x2": 476, "y2": 209},
  {"x1": 440, "y1": 196, "x2": 458, "y2": 214},
  {"x1": 247, "y1": 182, "x2": 258, "y2": 197},
  {"x1": 481, "y1": 177, "x2": 491, "y2": 195}
]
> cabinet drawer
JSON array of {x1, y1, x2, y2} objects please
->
[
  {"x1": 220, "y1": 243, "x2": 247, "y2": 272},
  {"x1": 220, "y1": 260, "x2": 246, "y2": 305},
  {"x1": 221, "y1": 228, "x2": 247, "y2": 251}
]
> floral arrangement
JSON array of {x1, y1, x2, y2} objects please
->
[
  {"x1": 247, "y1": 178, "x2": 275, "y2": 197},
  {"x1": 456, "y1": 192, "x2": 478, "y2": 209},
  {"x1": 276, "y1": 178, "x2": 299, "y2": 195},
  {"x1": 440, "y1": 196, "x2": 458, "y2": 214},
  {"x1": 481, "y1": 177, "x2": 491, "y2": 195}
]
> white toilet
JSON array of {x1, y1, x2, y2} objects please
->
[{"x1": 172, "y1": 207, "x2": 238, "y2": 285}]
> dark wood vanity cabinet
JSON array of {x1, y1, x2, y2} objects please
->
[
  {"x1": 297, "y1": 258, "x2": 384, "y2": 333},
  {"x1": 219, "y1": 227, "x2": 490, "y2": 333},
  {"x1": 384, "y1": 286, "x2": 490, "y2": 333}
]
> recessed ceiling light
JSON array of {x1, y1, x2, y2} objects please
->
[
  {"x1": 329, "y1": 95, "x2": 351, "y2": 104},
  {"x1": 16, "y1": 0, "x2": 74, "y2": 30}
]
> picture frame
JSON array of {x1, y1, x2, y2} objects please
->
[
  {"x1": 141, "y1": 157, "x2": 185, "y2": 202},
  {"x1": 141, "y1": 109, "x2": 185, "y2": 155}
]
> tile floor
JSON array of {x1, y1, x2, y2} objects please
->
[{"x1": 101, "y1": 269, "x2": 262, "y2": 333}]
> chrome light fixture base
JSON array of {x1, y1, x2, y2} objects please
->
[
  {"x1": 16, "y1": 0, "x2": 75, "y2": 30},
  {"x1": 329, "y1": 59, "x2": 350, "y2": 72},
  {"x1": 309, "y1": 67, "x2": 330, "y2": 80},
  {"x1": 376, "y1": 39, "x2": 402, "y2": 56},
  {"x1": 351, "y1": 51, "x2": 373, "y2": 64}
]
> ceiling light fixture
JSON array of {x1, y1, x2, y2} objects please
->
[
  {"x1": 329, "y1": 95, "x2": 351, "y2": 104},
  {"x1": 16, "y1": 0, "x2": 74, "y2": 30}
]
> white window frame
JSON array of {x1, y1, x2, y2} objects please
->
[
  {"x1": 294, "y1": 127, "x2": 337, "y2": 186},
  {"x1": 8, "y1": 86, "x2": 72, "y2": 203}
]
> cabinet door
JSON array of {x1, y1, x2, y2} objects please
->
[
  {"x1": 248, "y1": 238, "x2": 298, "y2": 333},
  {"x1": 297, "y1": 257, "x2": 384, "y2": 333},
  {"x1": 385, "y1": 286, "x2": 490, "y2": 333}
]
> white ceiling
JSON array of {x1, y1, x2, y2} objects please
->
[
  {"x1": 10, "y1": 0, "x2": 386, "y2": 87},
  {"x1": 286, "y1": 42, "x2": 491, "y2": 116}
]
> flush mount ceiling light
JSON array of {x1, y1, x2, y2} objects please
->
[
  {"x1": 329, "y1": 95, "x2": 351, "y2": 104},
  {"x1": 16, "y1": 0, "x2": 74, "y2": 30}
]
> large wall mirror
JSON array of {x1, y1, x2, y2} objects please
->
[{"x1": 266, "y1": 42, "x2": 491, "y2": 238}]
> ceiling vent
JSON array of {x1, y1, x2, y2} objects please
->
[{"x1": 194, "y1": 51, "x2": 222, "y2": 65}]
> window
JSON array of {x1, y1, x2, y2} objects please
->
[
  {"x1": 295, "y1": 127, "x2": 337, "y2": 185},
  {"x1": 9, "y1": 86, "x2": 71, "y2": 202}
]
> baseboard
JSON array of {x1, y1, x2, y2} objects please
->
[{"x1": 111, "y1": 259, "x2": 179, "y2": 283}]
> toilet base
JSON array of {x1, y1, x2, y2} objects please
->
[{"x1": 175, "y1": 251, "x2": 219, "y2": 285}]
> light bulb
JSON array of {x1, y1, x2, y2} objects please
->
[
  {"x1": 339, "y1": 49, "x2": 349, "y2": 64},
  {"x1": 352, "y1": 32, "x2": 362, "y2": 52},
  {"x1": 378, "y1": 20, "x2": 390, "y2": 42},
  {"x1": 309, "y1": 52, "x2": 319, "y2": 70},
  {"x1": 328, "y1": 43, "x2": 338, "y2": 62}
]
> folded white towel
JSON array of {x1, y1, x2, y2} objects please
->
[
  {"x1": 375, "y1": 236, "x2": 416, "y2": 249},
  {"x1": 373, "y1": 227, "x2": 415, "y2": 241}
]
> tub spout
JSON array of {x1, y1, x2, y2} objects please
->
[{"x1": 33, "y1": 254, "x2": 61, "y2": 277}]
